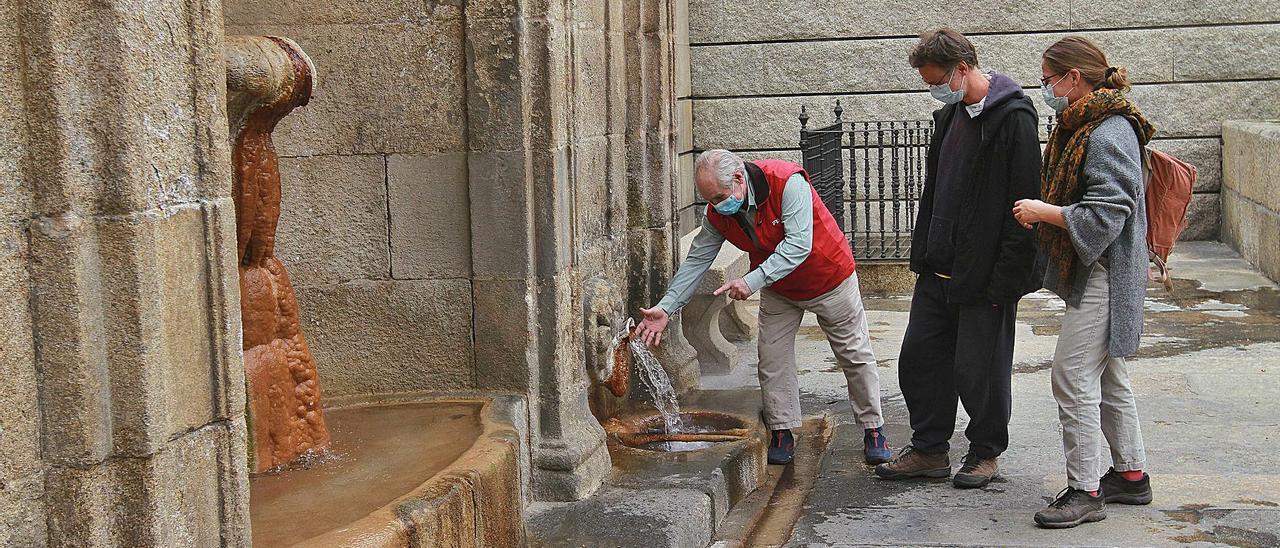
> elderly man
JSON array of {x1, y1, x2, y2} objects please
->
[{"x1": 633, "y1": 149, "x2": 890, "y2": 465}]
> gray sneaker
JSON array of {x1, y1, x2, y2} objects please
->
[{"x1": 1034, "y1": 487, "x2": 1107, "y2": 529}]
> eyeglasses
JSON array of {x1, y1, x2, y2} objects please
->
[{"x1": 1040, "y1": 73, "x2": 1064, "y2": 87}]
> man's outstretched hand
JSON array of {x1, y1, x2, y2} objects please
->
[
  {"x1": 633, "y1": 306, "x2": 669, "y2": 347},
  {"x1": 714, "y1": 278, "x2": 754, "y2": 301}
]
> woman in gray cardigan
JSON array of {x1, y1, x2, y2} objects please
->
[{"x1": 1012, "y1": 36, "x2": 1155, "y2": 529}]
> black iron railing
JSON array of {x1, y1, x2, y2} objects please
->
[{"x1": 800, "y1": 101, "x2": 1054, "y2": 261}]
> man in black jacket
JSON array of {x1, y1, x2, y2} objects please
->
[{"x1": 874, "y1": 28, "x2": 1040, "y2": 488}]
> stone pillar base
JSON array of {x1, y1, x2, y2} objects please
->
[{"x1": 532, "y1": 424, "x2": 612, "y2": 501}]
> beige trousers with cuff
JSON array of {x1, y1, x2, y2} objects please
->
[{"x1": 758, "y1": 273, "x2": 884, "y2": 431}]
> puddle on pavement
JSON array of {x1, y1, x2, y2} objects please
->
[{"x1": 249, "y1": 402, "x2": 483, "y2": 547}]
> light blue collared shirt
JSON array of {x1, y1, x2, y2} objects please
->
[{"x1": 657, "y1": 173, "x2": 814, "y2": 313}]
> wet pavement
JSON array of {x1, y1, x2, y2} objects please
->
[{"x1": 704, "y1": 242, "x2": 1280, "y2": 547}]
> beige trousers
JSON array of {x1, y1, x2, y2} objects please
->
[
  {"x1": 758, "y1": 273, "x2": 884, "y2": 430},
  {"x1": 1052, "y1": 263, "x2": 1147, "y2": 491}
]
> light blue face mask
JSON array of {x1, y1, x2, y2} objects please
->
[
  {"x1": 714, "y1": 191, "x2": 743, "y2": 215},
  {"x1": 1041, "y1": 74, "x2": 1074, "y2": 112},
  {"x1": 929, "y1": 68, "x2": 965, "y2": 104}
]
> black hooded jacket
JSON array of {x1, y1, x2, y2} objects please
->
[{"x1": 909, "y1": 73, "x2": 1042, "y2": 304}]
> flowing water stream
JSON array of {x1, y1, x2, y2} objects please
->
[{"x1": 623, "y1": 319, "x2": 685, "y2": 434}]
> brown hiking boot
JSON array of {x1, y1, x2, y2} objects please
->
[
  {"x1": 953, "y1": 453, "x2": 999, "y2": 488},
  {"x1": 874, "y1": 446, "x2": 950, "y2": 480}
]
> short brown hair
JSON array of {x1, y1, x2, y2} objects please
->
[
  {"x1": 1043, "y1": 36, "x2": 1131, "y2": 92},
  {"x1": 909, "y1": 28, "x2": 979, "y2": 70}
]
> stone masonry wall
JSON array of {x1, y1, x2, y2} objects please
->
[
  {"x1": 224, "y1": 3, "x2": 476, "y2": 399},
  {"x1": 225, "y1": 0, "x2": 687, "y2": 502},
  {"x1": 681, "y1": 2, "x2": 1280, "y2": 239},
  {"x1": 3, "y1": 1, "x2": 250, "y2": 545},
  {"x1": 1222, "y1": 121, "x2": 1280, "y2": 283}
]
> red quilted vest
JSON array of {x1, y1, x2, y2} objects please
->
[{"x1": 705, "y1": 160, "x2": 855, "y2": 301}]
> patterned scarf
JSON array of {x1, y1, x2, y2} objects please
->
[{"x1": 1040, "y1": 88, "x2": 1155, "y2": 296}]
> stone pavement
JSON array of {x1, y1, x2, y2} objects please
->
[{"x1": 704, "y1": 242, "x2": 1280, "y2": 547}]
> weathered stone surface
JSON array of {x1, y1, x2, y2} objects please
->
[
  {"x1": 0, "y1": 5, "x2": 28, "y2": 224},
  {"x1": 0, "y1": 223, "x2": 38, "y2": 487},
  {"x1": 1180, "y1": 193, "x2": 1221, "y2": 241},
  {"x1": 573, "y1": 30, "x2": 611, "y2": 139},
  {"x1": 469, "y1": 149, "x2": 532, "y2": 279},
  {"x1": 678, "y1": 151, "x2": 696, "y2": 207},
  {"x1": 28, "y1": 206, "x2": 235, "y2": 463},
  {"x1": 694, "y1": 81, "x2": 1280, "y2": 151},
  {"x1": 533, "y1": 146, "x2": 576, "y2": 275},
  {"x1": 228, "y1": 21, "x2": 468, "y2": 156},
  {"x1": 472, "y1": 278, "x2": 535, "y2": 392},
  {"x1": 0, "y1": 222, "x2": 41, "y2": 547},
  {"x1": 691, "y1": 28, "x2": 1176, "y2": 97},
  {"x1": 528, "y1": 487, "x2": 714, "y2": 547},
  {"x1": 18, "y1": 2, "x2": 226, "y2": 217},
  {"x1": 0, "y1": 471, "x2": 44, "y2": 547},
  {"x1": 675, "y1": 36, "x2": 691, "y2": 99},
  {"x1": 608, "y1": 30, "x2": 629, "y2": 137},
  {"x1": 294, "y1": 279, "x2": 475, "y2": 398},
  {"x1": 677, "y1": 98, "x2": 694, "y2": 153},
  {"x1": 694, "y1": 93, "x2": 936, "y2": 151},
  {"x1": 202, "y1": 199, "x2": 247, "y2": 423},
  {"x1": 738, "y1": 149, "x2": 803, "y2": 164},
  {"x1": 388, "y1": 152, "x2": 471, "y2": 279},
  {"x1": 573, "y1": 136, "x2": 612, "y2": 244},
  {"x1": 689, "y1": 0, "x2": 1069, "y2": 44},
  {"x1": 1223, "y1": 121, "x2": 1280, "y2": 211},
  {"x1": 1153, "y1": 138, "x2": 1222, "y2": 193},
  {"x1": 1071, "y1": 0, "x2": 1280, "y2": 30},
  {"x1": 225, "y1": 0, "x2": 456, "y2": 26},
  {"x1": 465, "y1": 15, "x2": 529, "y2": 153},
  {"x1": 1223, "y1": 187, "x2": 1280, "y2": 284},
  {"x1": 44, "y1": 423, "x2": 238, "y2": 547},
  {"x1": 1222, "y1": 121, "x2": 1280, "y2": 282},
  {"x1": 276, "y1": 155, "x2": 390, "y2": 285},
  {"x1": 1130, "y1": 80, "x2": 1280, "y2": 139},
  {"x1": 1173, "y1": 24, "x2": 1280, "y2": 81}
]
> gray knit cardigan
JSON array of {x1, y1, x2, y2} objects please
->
[{"x1": 1039, "y1": 115, "x2": 1148, "y2": 357}]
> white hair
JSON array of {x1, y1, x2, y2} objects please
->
[{"x1": 694, "y1": 149, "x2": 745, "y2": 190}]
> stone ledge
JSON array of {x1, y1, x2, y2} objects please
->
[
  {"x1": 1222, "y1": 187, "x2": 1280, "y2": 285},
  {"x1": 1223, "y1": 121, "x2": 1280, "y2": 211}
]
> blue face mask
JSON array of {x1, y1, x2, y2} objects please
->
[
  {"x1": 714, "y1": 193, "x2": 743, "y2": 215},
  {"x1": 1041, "y1": 74, "x2": 1074, "y2": 112},
  {"x1": 929, "y1": 68, "x2": 965, "y2": 104}
]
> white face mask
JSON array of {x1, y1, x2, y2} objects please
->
[{"x1": 929, "y1": 67, "x2": 966, "y2": 104}]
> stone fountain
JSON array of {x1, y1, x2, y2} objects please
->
[{"x1": 226, "y1": 36, "x2": 524, "y2": 547}]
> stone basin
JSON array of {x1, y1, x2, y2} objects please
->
[
  {"x1": 604, "y1": 411, "x2": 752, "y2": 452},
  {"x1": 249, "y1": 397, "x2": 524, "y2": 547}
]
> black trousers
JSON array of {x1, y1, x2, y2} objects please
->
[{"x1": 898, "y1": 273, "x2": 1017, "y2": 458}]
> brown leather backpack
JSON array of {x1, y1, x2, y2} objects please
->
[{"x1": 1142, "y1": 146, "x2": 1197, "y2": 290}]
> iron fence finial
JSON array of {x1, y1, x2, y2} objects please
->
[
  {"x1": 799, "y1": 105, "x2": 809, "y2": 129},
  {"x1": 833, "y1": 99, "x2": 843, "y2": 121}
]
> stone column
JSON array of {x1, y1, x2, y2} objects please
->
[
  {"x1": 466, "y1": 0, "x2": 613, "y2": 502},
  {"x1": 2, "y1": 1, "x2": 250, "y2": 545},
  {"x1": 623, "y1": 0, "x2": 698, "y2": 392}
]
